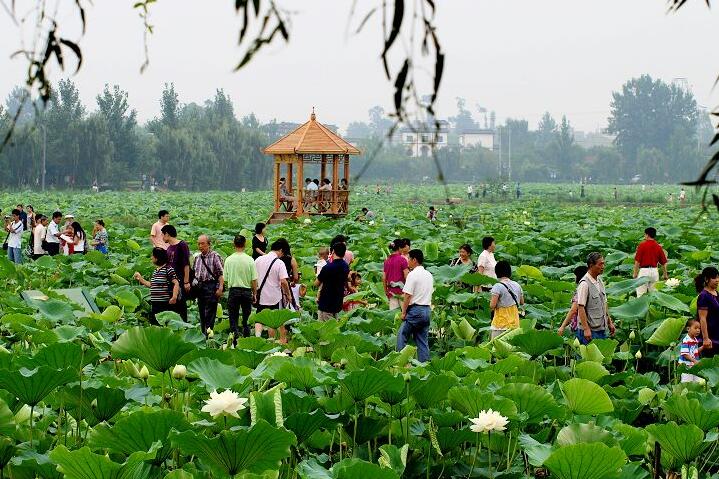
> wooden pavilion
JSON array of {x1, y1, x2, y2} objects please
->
[{"x1": 263, "y1": 111, "x2": 361, "y2": 223}]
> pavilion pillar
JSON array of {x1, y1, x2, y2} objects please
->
[
  {"x1": 296, "y1": 154, "x2": 304, "y2": 216},
  {"x1": 331, "y1": 154, "x2": 339, "y2": 214},
  {"x1": 321, "y1": 154, "x2": 327, "y2": 181},
  {"x1": 273, "y1": 157, "x2": 280, "y2": 212},
  {"x1": 287, "y1": 160, "x2": 293, "y2": 192},
  {"x1": 343, "y1": 154, "x2": 350, "y2": 186}
]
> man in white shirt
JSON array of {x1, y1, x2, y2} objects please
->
[
  {"x1": 150, "y1": 210, "x2": 170, "y2": 249},
  {"x1": 5, "y1": 208, "x2": 24, "y2": 264},
  {"x1": 32, "y1": 215, "x2": 48, "y2": 259},
  {"x1": 45, "y1": 211, "x2": 62, "y2": 256},
  {"x1": 397, "y1": 249, "x2": 434, "y2": 362},
  {"x1": 477, "y1": 236, "x2": 497, "y2": 279},
  {"x1": 254, "y1": 238, "x2": 291, "y2": 341}
]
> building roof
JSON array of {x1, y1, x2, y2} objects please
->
[
  {"x1": 460, "y1": 129, "x2": 496, "y2": 135},
  {"x1": 263, "y1": 112, "x2": 360, "y2": 155}
]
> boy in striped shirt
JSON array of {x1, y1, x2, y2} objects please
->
[{"x1": 679, "y1": 318, "x2": 704, "y2": 383}]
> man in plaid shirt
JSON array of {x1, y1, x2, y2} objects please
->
[{"x1": 193, "y1": 235, "x2": 224, "y2": 336}]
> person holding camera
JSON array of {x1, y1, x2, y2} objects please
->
[{"x1": 4, "y1": 209, "x2": 24, "y2": 264}]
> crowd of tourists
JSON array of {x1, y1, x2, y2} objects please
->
[
  {"x1": 7, "y1": 203, "x2": 716, "y2": 376},
  {"x1": 2, "y1": 204, "x2": 109, "y2": 264}
]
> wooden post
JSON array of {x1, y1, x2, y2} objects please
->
[
  {"x1": 331, "y1": 154, "x2": 339, "y2": 214},
  {"x1": 321, "y1": 154, "x2": 327, "y2": 182},
  {"x1": 296, "y1": 154, "x2": 304, "y2": 216},
  {"x1": 287, "y1": 160, "x2": 293, "y2": 192},
  {"x1": 273, "y1": 157, "x2": 280, "y2": 212},
  {"x1": 344, "y1": 154, "x2": 350, "y2": 186}
]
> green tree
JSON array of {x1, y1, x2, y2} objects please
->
[
  {"x1": 535, "y1": 112, "x2": 557, "y2": 149},
  {"x1": 554, "y1": 115, "x2": 575, "y2": 178},
  {"x1": 160, "y1": 83, "x2": 180, "y2": 128},
  {"x1": 96, "y1": 84, "x2": 138, "y2": 176}
]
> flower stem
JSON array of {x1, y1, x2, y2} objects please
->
[
  {"x1": 488, "y1": 431, "x2": 493, "y2": 479},
  {"x1": 467, "y1": 432, "x2": 479, "y2": 478}
]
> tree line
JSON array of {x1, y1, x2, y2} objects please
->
[
  {"x1": 0, "y1": 81, "x2": 271, "y2": 190},
  {"x1": 0, "y1": 74, "x2": 712, "y2": 189}
]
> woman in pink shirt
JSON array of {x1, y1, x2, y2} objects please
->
[
  {"x1": 383, "y1": 239, "x2": 409, "y2": 310},
  {"x1": 331, "y1": 234, "x2": 354, "y2": 265}
]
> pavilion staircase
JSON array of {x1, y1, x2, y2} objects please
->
[{"x1": 267, "y1": 212, "x2": 295, "y2": 224}]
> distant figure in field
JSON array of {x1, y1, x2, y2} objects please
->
[
  {"x1": 482, "y1": 183, "x2": 487, "y2": 199},
  {"x1": 633, "y1": 227, "x2": 668, "y2": 297},
  {"x1": 252, "y1": 222, "x2": 268, "y2": 260},
  {"x1": 92, "y1": 219, "x2": 109, "y2": 254},
  {"x1": 477, "y1": 236, "x2": 497, "y2": 279},
  {"x1": 467, "y1": 184, "x2": 473, "y2": 199},
  {"x1": 613, "y1": 187, "x2": 618, "y2": 201},
  {"x1": 557, "y1": 265, "x2": 589, "y2": 336},
  {"x1": 279, "y1": 177, "x2": 295, "y2": 211},
  {"x1": 383, "y1": 239, "x2": 409, "y2": 310},
  {"x1": 516, "y1": 182, "x2": 521, "y2": 199},
  {"x1": 580, "y1": 183, "x2": 585, "y2": 198},
  {"x1": 426, "y1": 206, "x2": 436, "y2": 222},
  {"x1": 5, "y1": 209, "x2": 23, "y2": 264},
  {"x1": 679, "y1": 188, "x2": 687, "y2": 207},
  {"x1": 356, "y1": 207, "x2": 375, "y2": 221},
  {"x1": 150, "y1": 210, "x2": 170, "y2": 250},
  {"x1": 668, "y1": 193, "x2": 674, "y2": 204}
]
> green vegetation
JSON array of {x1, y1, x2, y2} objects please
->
[{"x1": 0, "y1": 187, "x2": 715, "y2": 478}]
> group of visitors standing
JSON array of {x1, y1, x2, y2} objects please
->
[{"x1": 2, "y1": 203, "x2": 109, "y2": 264}]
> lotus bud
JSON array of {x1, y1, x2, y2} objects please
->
[
  {"x1": 139, "y1": 365, "x2": 150, "y2": 380},
  {"x1": 629, "y1": 330, "x2": 636, "y2": 340},
  {"x1": 394, "y1": 231, "x2": 401, "y2": 236},
  {"x1": 670, "y1": 342, "x2": 677, "y2": 348},
  {"x1": 125, "y1": 361, "x2": 141, "y2": 378},
  {"x1": 572, "y1": 338, "x2": 581, "y2": 348},
  {"x1": 635, "y1": 350, "x2": 642, "y2": 360},
  {"x1": 303, "y1": 218, "x2": 312, "y2": 224},
  {"x1": 369, "y1": 220, "x2": 375, "y2": 226},
  {"x1": 221, "y1": 344, "x2": 228, "y2": 350},
  {"x1": 90, "y1": 398, "x2": 98, "y2": 409},
  {"x1": 206, "y1": 328, "x2": 214, "y2": 339},
  {"x1": 172, "y1": 364, "x2": 187, "y2": 380},
  {"x1": 403, "y1": 372, "x2": 411, "y2": 382},
  {"x1": 698, "y1": 377, "x2": 706, "y2": 386}
]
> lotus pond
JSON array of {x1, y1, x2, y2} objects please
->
[{"x1": 0, "y1": 186, "x2": 717, "y2": 479}]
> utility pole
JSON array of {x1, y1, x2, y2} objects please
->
[
  {"x1": 497, "y1": 126, "x2": 502, "y2": 177},
  {"x1": 508, "y1": 126, "x2": 512, "y2": 181},
  {"x1": 41, "y1": 124, "x2": 46, "y2": 192}
]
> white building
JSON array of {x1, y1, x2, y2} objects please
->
[
  {"x1": 400, "y1": 120, "x2": 450, "y2": 157},
  {"x1": 459, "y1": 129, "x2": 496, "y2": 150}
]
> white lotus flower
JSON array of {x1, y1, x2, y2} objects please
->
[
  {"x1": 469, "y1": 409, "x2": 508, "y2": 433},
  {"x1": 665, "y1": 278, "x2": 681, "y2": 288},
  {"x1": 271, "y1": 351, "x2": 289, "y2": 357},
  {"x1": 303, "y1": 218, "x2": 312, "y2": 224},
  {"x1": 206, "y1": 328, "x2": 214, "y2": 339},
  {"x1": 368, "y1": 220, "x2": 375, "y2": 225},
  {"x1": 201, "y1": 389, "x2": 248, "y2": 418},
  {"x1": 635, "y1": 350, "x2": 642, "y2": 360},
  {"x1": 522, "y1": 210, "x2": 528, "y2": 215},
  {"x1": 394, "y1": 231, "x2": 401, "y2": 236},
  {"x1": 439, "y1": 223, "x2": 448, "y2": 227},
  {"x1": 139, "y1": 365, "x2": 150, "y2": 380},
  {"x1": 523, "y1": 221, "x2": 531, "y2": 226},
  {"x1": 172, "y1": 364, "x2": 187, "y2": 380}
]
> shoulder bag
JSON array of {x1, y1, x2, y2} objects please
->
[{"x1": 254, "y1": 257, "x2": 279, "y2": 308}]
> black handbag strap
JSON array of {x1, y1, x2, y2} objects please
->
[
  {"x1": 498, "y1": 281, "x2": 520, "y2": 308},
  {"x1": 256, "y1": 257, "x2": 279, "y2": 302},
  {"x1": 197, "y1": 253, "x2": 220, "y2": 281}
]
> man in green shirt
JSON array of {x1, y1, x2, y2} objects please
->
[{"x1": 224, "y1": 235, "x2": 258, "y2": 342}]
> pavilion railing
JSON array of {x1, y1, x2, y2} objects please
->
[{"x1": 279, "y1": 189, "x2": 349, "y2": 215}]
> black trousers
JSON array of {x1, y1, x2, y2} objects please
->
[
  {"x1": 150, "y1": 301, "x2": 171, "y2": 326},
  {"x1": 45, "y1": 243, "x2": 60, "y2": 256},
  {"x1": 197, "y1": 281, "x2": 219, "y2": 334},
  {"x1": 228, "y1": 287, "x2": 253, "y2": 339}
]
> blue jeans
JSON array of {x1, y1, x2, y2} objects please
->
[
  {"x1": 576, "y1": 328, "x2": 606, "y2": 345},
  {"x1": 397, "y1": 304, "x2": 431, "y2": 362},
  {"x1": 7, "y1": 247, "x2": 22, "y2": 264}
]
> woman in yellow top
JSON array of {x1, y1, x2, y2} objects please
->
[{"x1": 489, "y1": 260, "x2": 525, "y2": 339}]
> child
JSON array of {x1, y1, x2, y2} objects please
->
[
  {"x1": 315, "y1": 247, "x2": 328, "y2": 277},
  {"x1": 343, "y1": 272, "x2": 368, "y2": 312},
  {"x1": 426, "y1": 206, "x2": 436, "y2": 222},
  {"x1": 679, "y1": 318, "x2": 704, "y2": 383},
  {"x1": 557, "y1": 265, "x2": 589, "y2": 336}
]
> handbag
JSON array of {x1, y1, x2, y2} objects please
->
[
  {"x1": 254, "y1": 257, "x2": 279, "y2": 308},
  {"x1": 2, "y1": 232, "x2": 9, "y2": 251}
]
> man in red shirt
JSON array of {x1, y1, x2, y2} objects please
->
[{"x1": 633, "y1": 227, "x2": 668, "y2": 297}]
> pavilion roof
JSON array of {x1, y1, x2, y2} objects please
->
[{"x1": 263, "y1": 112, "x2": 360, "y2": 155}]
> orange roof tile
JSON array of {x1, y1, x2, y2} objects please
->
[{"x1": 264, "y1": 112, "x2": 361, "y2": 155}]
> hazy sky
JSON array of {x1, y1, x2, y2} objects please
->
[{"x1": 1, "y1": 0, "x2": 718, "y2": 133}]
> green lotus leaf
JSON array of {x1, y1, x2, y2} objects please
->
[
  {"x1": 508, "y1": 330, "x2": 564, "y2": 357},
  {"x1": 646, "y1": 317, "x2": 685, "y2": 347},
  {"x1": 646, "y1": 421, "x2": 707, "y2": 465},
  {"x1": 0, "y1": 366, "x2": 76, "y2": 407},
  {"x1": 591, "y1": 338, "x2": 619, "y2": 364},
  {"x1": 545, "y1": 443, "x2": 626, "y2": 479},
  {"x1": 609, "y1": 295, "x2": 651, "y2": 320},
  {"x1": 32, "y1": 298, "x2": 76, "y2": 324},
  {"x1": 450, "y1": 318, "x2": 476, "y2": 341},
  {"x1": 0, "y1": 397, "x2": 14, "y2": 436},
  {"x1": 273, "y1": 358, "x2": 330, "y2": 390},
  {"x1": 187, "y1": 357, "x2": 242, "y2": 391},
  {"x1": 285, "y1": 411, "x2": 337, "y2": 445},
  {"x1": 518, "y1": 434, "x2": 554, "y2": 467},
  {"x1": 100, "y1": 305, "x2": 123, "y2": 322},
  {"x1": 49, "y1": 444, "x2": 156, "y2": 479},
  {"x1": 89, "y1": 409, "x2": 191, "y2": 464},
  {"x1": 497, "y1": 382, "x2": 559, "y2": 424},
  {"x1": 340, "y1": 367, "x2": 402, "y2": 403},
  {"x1": 662, "y1": 393, "x2": 719, "y2": 431},
  {"x1": 297, "y1": 459, "x2": 333, "y2": 479},
  {"x1": 605, "y1": 277, "x2": 650, "y2": 296},
  {"x1": 614, "y1": 423, "x2": 648, "y2": 457},
  {"x1": 170, "y1": 420, "x2": 296, "y2": 476},
  {"x1": 578, "y1": 343, "x2": 605, "y2": 363},
  {"x1": 561, "y1": 378, "x2": 614, "y2": 415},
  {"x1": 411, "y1": 374, "x2": 458, "y2": 408},
  {"x1": 250, "y1": 384, "x2": 283, "y2": 427},
  {"x1": 516, "y1": 264, "x2": 544, "y2": 280},
  {"x1": 447, "y1": 386, "x2": 518, "y2": 419},
  {"x1": 24, "y1": 341, "x2": 96, "y2": 370},
  {"x1": 248, "y1": 309, "x2": 300, "y2": 329},
  {"x1": 637, "y1": 388, "x2": 656, "y2": 406},
  {"x1": 111, "y1": 326, "x2": 195, "y2": 373},
  {"x1": 651, "y1": 291, "x2": 689, "y2": 313},
  {"x1": 575, "y1": 361, "x2": 610, "y2": 382},
  {"x1": 113, "y1": 290, "x2": 140, "y2": 312},
  {"x1": 556, "y1": 422, "x2": 617, "y2": 447},
  {"x1": 331, "y1": 458, "x2": 400, "y2": 479}
]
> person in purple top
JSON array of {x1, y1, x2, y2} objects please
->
[
  {"x1": 383, "y1": 238, "x2": 409, "y2": 310},
  {"x1": 695, "y1": 266, "x2": 719, "y2": 358},
  {"x1": 162, "y1": 224, "x2": 191, "y2": 321}
]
